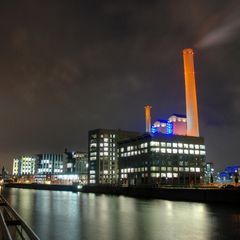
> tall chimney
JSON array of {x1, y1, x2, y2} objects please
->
[
  {"x1": 145, "y1": 105, "x2": 152, "y2": 133},
  {"x1": 183, "y1": 48, "x2": 199, "y2": 137}
]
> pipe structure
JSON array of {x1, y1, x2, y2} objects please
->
[
  {"x1": 183, "y1": 48, "x2": 200, "y2": 137},
  {"x1": 144, "y1": 105, "x2": 152, "y2": 133}
]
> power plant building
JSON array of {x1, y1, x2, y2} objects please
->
[{"x1": 118, "y1": 48, "x2": 206, "y2": 186}]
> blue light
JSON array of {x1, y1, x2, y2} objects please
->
[
  {"x1": 151, "y1": 125, "x2": 157, "y2": 134},
  {"x1": 166, "y1": 121, "x2": 173, "y2": 134}
]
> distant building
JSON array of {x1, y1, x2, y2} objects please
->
[
  {"x1": 118, "y1": 133, "x2": 206, "y2": 186},
  {"x1": 12, "y1": 156, "x2": 36, "y2": 176},
  {"x1": 88, "y1": 129, "x2": 140, "y2": 184},
  {"x1": 36, "y1": 153, "x2": 65, "y2": 175},
  {"x1": 64, "y1": 150, "x2": 88, "y2": 184},
  {"x1": 205, "y1": 162, "x2": 214, "y2": 183},
  {"x1": 219, "y1": 166, "x2": 240, "y2": 182}
]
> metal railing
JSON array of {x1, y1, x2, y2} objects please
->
[{"x1": 0, "y1": 195, "x2": 40, "y2": 240}]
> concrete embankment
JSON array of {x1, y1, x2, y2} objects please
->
[
  {"x1": 4, "y1": 183, "x2": 77, "y2": 192},
  {"x1": 82, "y1": 185, "x2": 240, "y2": 204},
  {"x1": 5, "y1": 183, "x2": 240, "y2": 203}
]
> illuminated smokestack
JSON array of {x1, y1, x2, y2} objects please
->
[
  {"x1": 183, "y1": 48, "x2": 200, "y2": 137},
  {"x1": 145, "y1": 105, "x2": 152, "y2": 133}
]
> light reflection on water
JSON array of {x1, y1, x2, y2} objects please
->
[{"x1": 3, "y1": 188, "x2": 240, "y2": 240}]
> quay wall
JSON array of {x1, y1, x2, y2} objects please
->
[
  {"x1": 82, "y1": 185, "x2": 240, "y2": 204},
  {"x1": 4, "y1": 183, "x2": 240, "y2": 204},
  {"x1": 4, "y1": 183, "x2": 76, "y2": 192}
]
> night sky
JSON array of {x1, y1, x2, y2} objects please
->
[{"x1": 0, "y1": 0, "x2": 240, "y2": 172}]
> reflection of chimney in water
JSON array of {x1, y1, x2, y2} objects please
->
[
  {"x1": 183, "y1": 48, "x2": 200, "y2": 137},
  {"x1": 144, "y1": 105, "x2": 152, "y2": 133}
]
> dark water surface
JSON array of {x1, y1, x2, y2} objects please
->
[{"x1": 2, "y1": 188, "x2": 240, "y2": 240}]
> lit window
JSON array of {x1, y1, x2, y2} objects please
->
[
  {"x1": 167, "y1": 167, "x2": 172, "y2": 171},
  {"x1": 167, "y1": 148, "x2": 172, "y2": 153},
  {"x1": 104, "y1": 138, "x2": 108, "y2": 142},
  {"x1": 167, "y1": 142, "x2": 171, "y2": 147},
  {"x1": 195, "y1": 145, "x2": 199, "y2": 149},
  {"x1": 196, "y1": 168, "x2": 200, "y2": 172},
  {"x1": 178, "y1": 149, "x2": 183, "y2": 154},
  {"x1": 104, "y1": 147, "x2": 108, "y2": 151},
  {"x1": 200, "y1": 150, "x2": 206, "y2": 155},
  {"x1": 167, "y1": 173, "x2": 172, "y2": 178},
  {"x1": 184, "y1": 150, "x2": 189, "y2": 154},
  {"x1": 173, "y1": 167, "x2": 178, "y2": 171},
  {"x1": 151, "y1": 173, "x2": 156, "y2": 177},
  {"x1": 200, "y1": 145, "x2": 205, "y2": 150},
  {"x1": 184, "y1": 144, "x2": 189, "y2": 148},
  {"x1": 161, "y1": 173, "x2": 166, "y2": 177},
  {"x1": 161, "y1": 148, "x2": 166, "y2": 153},
  {"x1": 178, "y1": 143, "x2": 183, "y2": 148},
  {"x1": 173, "y1": 143, "x2": 177, "y2": 148},
  {"x1": 173, "y1": 173, "x2": 178, "y2": 178},
  {"x1": 150, "y1": 141, "x2": 160, "y2": 147},
  {"x1": 185, "y1": 167, "x2": 189, "y2": 172},
  {"x1": 151, "y1": 148, "x2": 160, "y2": 153},
  {"x1": 173, "y1": 149, "x2": 178, "y2": 154},
  {"x1": 161, "y1": 142, "x2": 166, "y2": 147},
  {"x1": 161, "y1": 167, "x2": 166, "y2": 171},
  {"x1": 190, "y1": 150, "x2": 194, "y2": 155},
  {"x1": 179, "y1": 167, "x2": 183, "y2": 171},
  {"x1": 195, "y1": 150, "x2": 200, "y2": 155},
  {"x1": 190, "y1": 167, "x2": 195, "y2": 172},
  {"x1": 189, "y1": 144, "x2": 194, "y2": 149}
]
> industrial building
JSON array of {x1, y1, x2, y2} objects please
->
[
  {"x1": 118, "y1": 48, "x2": 207, "y2": 186},
  {"x1": 88, "y1": 129, "x2": 140, "y2": 184}
]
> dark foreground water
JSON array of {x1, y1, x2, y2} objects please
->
[{"x1": 2, "y1": 188, "x2": 240, "y2": 240}]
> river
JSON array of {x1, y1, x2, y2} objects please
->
[{"x1": 2, "y1": 188, "x2": 240, "y2": 240}]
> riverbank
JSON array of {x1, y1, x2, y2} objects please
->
[
  {"x1": 4, "y1": 183, "x2": 240, "y2": 203},
  {"x1": 82, "y1": 185, "x2": 240, "y2": 204},
  {"x1": 4, "y1": 183, "x2": 78, "y2": 192}
]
